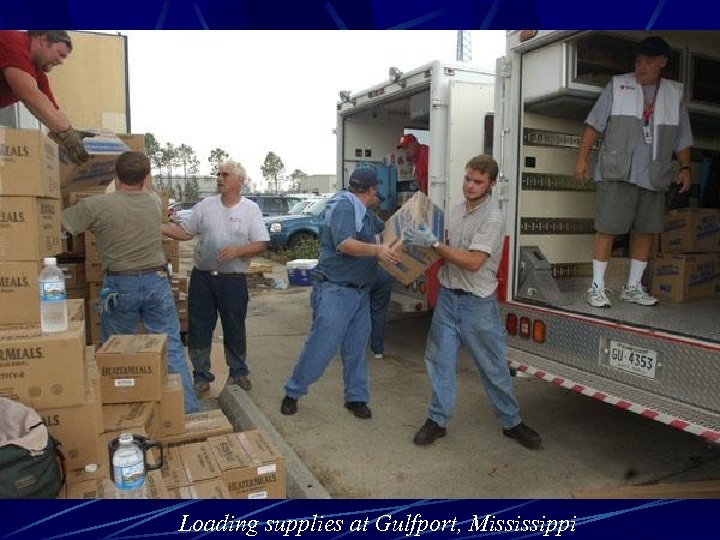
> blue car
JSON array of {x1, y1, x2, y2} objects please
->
[{"x1": 265, "y1": 198, "x2": 327, "y2": 249}]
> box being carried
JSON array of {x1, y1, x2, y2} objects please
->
[
  {"x1": 286, "y1": 259, "x2": 318, "y2": 286},
  {"x1": 380, "y1": 191, "x2": 445, "y2": 285},
  {"x1": 59, "y1": 128, "x2": 127, "y2": 193}
]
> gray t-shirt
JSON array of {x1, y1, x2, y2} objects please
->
[
  {"x1": 439, "y1": 197, "x2": 505, "y2": 298},
  {"x1": 586, "y1": 80, "x2": 693, "y2": 187},
  {"x1": 61, "y1": 191, "x2": 166, "y2": 272},
  {"x1": 182, "y1": 195, "x2": 269, "y2": 273}
]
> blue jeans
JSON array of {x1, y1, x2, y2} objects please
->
[
  {"x1": 188, "y1": 268, "x2": 248, "y2": 384},
  {"x1": 284, "y1": 281, "x2": 371, "y2": 403},
  {"x1": 370, "y1": 268, "x2": 393, "y2": 355},
  {"x1": 424, "y1": 287, "x2": 521, "y2": 429},
  {"x1": 100, "y1": 273, "x2": 201, "y2": 414}
]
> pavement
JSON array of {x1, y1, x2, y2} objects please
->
[{"x1": 179, "y1": 245, "x2": 720, "y2": 498}]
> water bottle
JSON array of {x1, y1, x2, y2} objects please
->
[
  {"x1": 38, "y1": 257, "x2": 67, "y2": 332},
  {"x1": 112, "y1": 433, "x2": 146, "y2": 495}
]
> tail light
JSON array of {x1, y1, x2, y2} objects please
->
[
  {"x1": 506, "y1": 313, "x2": 518, "y2": 336},
  {"x1": 532, "y1": 320, "x2": 546, "y2": 343},
  {"x1": 519, "y1": 317, "x2": 530, "y2": 339}
]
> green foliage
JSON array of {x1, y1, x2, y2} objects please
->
[
  {"x1": 267, "y1": 239, "x2": 320, "y2": 263},
  {"x1": 209, "y1": 148, "x2": 230, "y2": 174},
  {"x1": 261, "y1": 151, "x2": 285, "y2": 193}
]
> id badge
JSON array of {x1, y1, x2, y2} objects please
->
[{"x1": 642, "y1": 125, "x2": 653, "y2": 144}]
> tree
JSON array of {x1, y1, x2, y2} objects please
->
[
  {"x1": 208, "y1": 148, "x2": 230, "y2": 175},
  {"x1": 261, "y1": 151, "x2": 285, "y2": 193},
  {"x1": 161, "y1": 143, "x2": 179, "y2": 191},
  {"x1": 185, "y1": 177, "x2": 201, "y2": 201},
  {"x1": 145, "y1": 133, "x2": 163, "y2": 187},
  {"x1": 291, "y1": 168, "x2": 307, "y2": 191}
]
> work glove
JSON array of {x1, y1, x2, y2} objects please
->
[
  {"x1": 49, "y1": 126, "x2": 90, "y2": 164},
  {"x1": 403, "y1": 223, "x2": 438, "y2": 247}
]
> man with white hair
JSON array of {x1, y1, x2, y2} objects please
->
[{"x1": 163, "y1": 160, "x2": 269, "y2": 395}]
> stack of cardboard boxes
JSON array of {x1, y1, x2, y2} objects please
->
[{"x1": 651, "y1": 208, "x2": 720, "y2": 302}]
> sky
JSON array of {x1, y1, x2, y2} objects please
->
[{"x1": 121, "y1": 30, "x2": 506, "y2": 188}]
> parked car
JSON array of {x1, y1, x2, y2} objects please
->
[
  {"x1": 265, "y1": 198, "x2": 327, "y2": 249},
  {"x1": 167, "y1": 201, "x2": 197, "y2": 223},
  {"x1": 245, "y1": 194, "x2": 306, "y2": 217}
]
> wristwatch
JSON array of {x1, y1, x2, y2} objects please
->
[{"x1": 431, "y1": 240, "x2": 441, "y2": 249}]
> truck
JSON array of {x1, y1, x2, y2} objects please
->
[{"x1": 336, "y1": 30, "x2": 720, "y2": 443}]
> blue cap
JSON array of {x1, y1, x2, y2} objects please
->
[{"x1": 349, "y1": 167, "x2": 379, "y2": 189}]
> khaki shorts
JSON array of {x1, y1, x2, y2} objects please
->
[{"x1": 594, "y1": 181, "x2": 665, "y2": 235}]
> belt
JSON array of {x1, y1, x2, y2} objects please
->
[
  {"x1": 314, "y1": 274, "x2": 366, "y2": 289},
  {"x1": 195, "y1": 269, "x2": 247, "y2": 277},
  {"x1": 106, "y1": 266, "x2": 166, "y2": 276},
  {"x1": 447, "y1": 287, "x2": 474, "y2": 296}
]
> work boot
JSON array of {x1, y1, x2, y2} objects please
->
[
  {"x1": 344, "y1": 401, "x2": 372, "y2": 419},
  {"x1": 226, "y1": 375, "x2": 252, "y2": 391},
  {"x1": 502, "y1": 422, "x2": 542, "y2": 450},
  {"x1": 413, "y1": 418, "x2": 446, "y2": 446},
  {"x1": 280, "y1": 396, "x2": 298, "y2": 415},
  {"x1": 193, "y1": 380, "x2": 210, "y2": 397}
]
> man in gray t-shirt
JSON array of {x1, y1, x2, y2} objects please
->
[
  {"x1": 62, "y1": 151, "x2": 200, "y2": 414},
  {"x1": 575, "y1": 36, "x2": 693, "y2": 309}
]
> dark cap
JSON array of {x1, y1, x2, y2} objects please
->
[
  {"x1": 349, "y1": 166, "x2": 379, "y2": 189},
  {"x1": 636, "y1": 36, "x2": 671, "y2": 58},
  {"x1": 397, "y1": 133, "x2": 418, "y2": 149}
]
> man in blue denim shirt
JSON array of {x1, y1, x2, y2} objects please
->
[
  {"x1": 404, "y1": 155, "x2": 541, "y2": 450},
  {"x1": 61, "y1": 151, "x2": 200, "y2": 414},
  {"x1": 280, "y1": 167, "x2": 399, "y2": 419}
]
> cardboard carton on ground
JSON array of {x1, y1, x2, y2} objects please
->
[
  {"x1": 380, "y1": 191, "x2": 445, "y2": 285},
  {"x1": 59, "y1": 129, "x2": 127, "y2": 193},
  {"x1": 157, "y1": 373, "x2": 185, "y2": 437},
  {"x1": 168, "y1": 479, "x2": 232, "y2": 499},
  {"x1": 661, "y1": 208, "x2": 720, "y2": 253},
  {"x1": 0, "y1": 322, "x2": 86, "y2": 408},
  {"x1": 0, "y1": 127, "x2": 60, "y2": 198},
  {"x1": 0, "y1": 260, "x2": 42, "y2": 325},
  {"x1": 102, "y1": 402, "x2": 160, "y2": 439},
  {"x1": 65, "y1": 469, "x2": 167, "y2": 499},
  {"x1": 95, "y1": 334, "x2": 168, "y2": 403},
  {"x1": 651, "y1": 252, "x2": 720, "y2": 302},
  {"x1": 158, "y1": 409, "x2": 234, "y2": 448},
  {"x1": 208, "y1": 430, "x2": 285, "y2": 499},
  {"x1": 37, "y1": 346, "x2": 102, "y2": 470},
  {"x1": 160, "y1": 446, "x2": 191, "y2": 489},
  {"x1": 0, "y1": 196, "x2": 61, "y2": 260}
]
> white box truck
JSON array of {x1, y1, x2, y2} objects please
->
[{"x1": 336, "y1": 30, "x2": 720, "y2": 443}]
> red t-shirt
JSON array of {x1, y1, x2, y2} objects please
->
[
  {"x1": 415, "y1": 144, "x2": 429, "y2": 194},
  {"x1": 0, "y1": 31, "x2": 59, "y2": 109}
]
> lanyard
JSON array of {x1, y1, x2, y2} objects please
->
[{"x1": 642, "y1": 80, "x2": 661, "y2": 126}]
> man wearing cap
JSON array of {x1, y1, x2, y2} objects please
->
[
  {"x1": 0, "y1": 30, "x2": 89, "y2": 163},
  {"x1": 576, "y1": 35, "x2": 693, "y2": 309},
  {"x1": 397, "y1": 133, "x2": 430, "y2": 194},
  {"x1": 280, "y1": 167, "x2": 400, "y2": 419}
]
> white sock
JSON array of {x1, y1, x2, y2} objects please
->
[
  {"x1": 627, "y1": 259, "x2": 647, "y2": 288},
  {"x1": 592, "y1": 260, "x2": 607, "y2": 289}
]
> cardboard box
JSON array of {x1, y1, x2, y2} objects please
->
[
  {"x1": 0, "y1": 260, "x2": 42, "y2": 325},
  {"x1": 380, "y1": 191, "x2": 445, "y2": 285},
  {"x1": 0, "y1": 197, "x2": 61, "y2": 260},
  {"x1": 65, "y1": 469, "x2": 167, "y2": 499},
  {"x1": 58, "y1": 262, "x2": 86, "y2": 288},
  {"x1": 661, "y1": 208, "x2": 720, "y2": 253},
  {"x1": 651, "y1": 252, "x2": 720, "y2": 302},
  {"x1": 95, "y1": 334, "x2": 168, "y2": 404},
  {"x1": 158, "y1": 373, "x2": 185, "y2": 437},
  {"x1": 61, "y1": 191, "x2": 101, "y2": 209},
  {"x1": 37, "y1": 346, "x2": 102, "y2": 470},
  {"x1": 59, "y1": 129, "x2": 127, "y2": 193},
  {"x1": 208, "y1": 430, "x2": 285, "y2": 499},
  {"x1": 169, "y1": 479, "x2": 232, "y2": 499},
  {"x1": 0, "y1": 127, "x2": 60, "y2": 198},
  {"x1": 160, "y1": 446, "x2": 190, "y2": 489},
  {"x1": 116, "y1": 133, "x2": 146, "y2": 154},
  {"x1": 102, "y1": 402, "x2": 159, "y2": 439},
  {"x1": 66, "y1": 298, "x2": 85, "y2": 321},
  {"x1": 179, "y1": 442, "x2": 221, "y2": 484},
  {"x1": 0, "y1": 322, "x2": 86, "y2": 408},
  {"x1": 158, "y1": 409, "x2": 234, "y2": 448}
]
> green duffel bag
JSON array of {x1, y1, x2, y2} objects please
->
[{"x1": 0, "y1": 397, "x2": 65, "y2": 499}]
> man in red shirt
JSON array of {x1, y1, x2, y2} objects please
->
[
  {"x1": 0, "y1": 30, "x2": 89, "y2": 163},
  {"x1": 397, "y1": 133, "x2": 429, "y2": 194}
]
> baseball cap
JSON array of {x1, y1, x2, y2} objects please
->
[
  {"x1": 636, "y1": 36, "x2": 671, "y2": 58},
  {"x1": 349, "y1": 166, "x2": 379, "y2": 189},
  {"x1": 397, "y1": 133, "x2": 418, "y2": 149}
]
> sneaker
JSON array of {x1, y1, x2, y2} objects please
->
[
  {"x1": 280, "y1": 396, "x2": 298, "y2": 415},
  {"x1": 226, "y1": 375, "x2": 252, "y2": 391},
  {"x1": 586, "y1": 283, "x2": 612, "y2": 308},
  {"x1": 344, "y1": 401, "x2": 372, "y2": 419},
  {"x1": 373, "y1": 353, "x2": 384, "y2": 360},
  {"x1": 503, "y1": 422, "x2": 542, "y2": 450},
  {"x1": 620, "y1": 284, "x2": 658, "y2": 306},
  {"x1": 413, "y1": 419, "x2": 446, "y2": 446},
  {"x1": 193, "y1": 380, "x2": 210, "y2": 396}
]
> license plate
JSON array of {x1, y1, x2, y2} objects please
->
[{"x1": 608, "y1": 340, "x2": 658, "y2": 379}]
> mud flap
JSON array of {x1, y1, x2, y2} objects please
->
[{"x1": 516, "y1": 246, "x2": 572, "y2": 306}]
